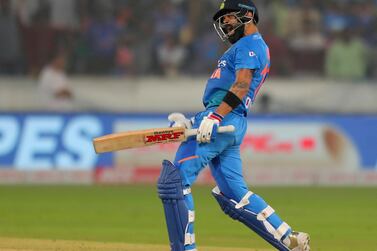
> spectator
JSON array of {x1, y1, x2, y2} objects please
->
[
  {"x1": 287, "y1": 0, "x2": 324, "y2": 50},
  {"x1": 269, "y1": 0, "x2": 290, "y2": 38},
  {"x1": 22, "y1": 0, "x2": 57, "y2": 76},
  {"x1": 133, "y1": 20, "x2": 154, "y2": 75},
  {"x1": 261, "y1": 20, "x2": 293, "y2": 76},
  {"x1": 325, "y1": 28, "x2": 368, "y2": 80},
  {"x1": 156, "y1": 34, "x2": 186, "y2": 77},
  {"x1": 1, "y1": 0, "x2": 376, "y2": 78},
  {"x1": 323, "y1": 2, "x2": 351, "y2": 34},
  {"x1": 11, "y1": 0, "x2": 40, "y2": 27},
  {"x1": 114, "y1": 35, "x2": 135, "y2": 76},
  {"x1": 38, "y1": 49, "x2": 74, "y2": 110},
  {"x1": 84, "y1": 4, "x2": 119, "y2": 74},
  {"x1": 286, "y1": 0, "x2": 321, "y2": 38},
  {"x1": 0, "y1": 0, "x2": 23, "y2": 74},
  {"x1": 351, "y1": 1, "x2": 375, "y2": 30},
  {"x1": 288, "y1": 8, "x2": 326, "y2": 74},
  {"x1": 48, "y1": 0, "x2": 78, "y2": 30},
  {"x1": 152, "y1": 0, "x2": 186, "y2": 39},
  {"x1": 289, "y1": 19, "x2": 325, "y2": 51},
  {"x1": 191, "y1": 31, "x2": 221, "y2": 74},
  {"x1": 365, "y1": 18, "x2": 377, "y2": 79}
]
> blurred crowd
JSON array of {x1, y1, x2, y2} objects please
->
[{"x1": 0, "y1": 0, "x2": 376, "y2": 80}]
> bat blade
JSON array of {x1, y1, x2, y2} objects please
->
[{"x1": 93, "y1": 127, "x2": 186, "y2": 153}]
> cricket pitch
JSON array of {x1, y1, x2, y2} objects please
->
[{"x1": 0, "y1": 237, "x2": 270, "y2": 251}]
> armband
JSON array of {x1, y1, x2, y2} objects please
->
[{"x1": 223, "y1": 91, "x2": 243, "y2": 109}]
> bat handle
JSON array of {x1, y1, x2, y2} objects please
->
[{"x1": 185, "y1": 125, "x2": 235, "y2": 137}]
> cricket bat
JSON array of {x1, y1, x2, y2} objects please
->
[{"x1": 93, "y1": 125, "x2": 235, "y2": 153}]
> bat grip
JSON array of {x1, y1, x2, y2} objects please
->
[{"x1": 185, "y1": 125, "x2": 235, "y2": 137}]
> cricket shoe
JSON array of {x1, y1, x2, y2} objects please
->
[{"x1": 283, "y1": 231, "x2": 310, "y2": 251}]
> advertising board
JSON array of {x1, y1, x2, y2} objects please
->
[{"x1": 0, "y1": 113, "x2": 376, "y2": 185}]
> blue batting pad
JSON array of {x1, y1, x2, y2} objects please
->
[
  {"x1": 158, "y1": 160, "x2": 195, "y2": 251},
  {"x1": 212, "y1": 189, "x2": 290, "y2": 251}
]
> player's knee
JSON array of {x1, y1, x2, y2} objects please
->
[
  {"x1": 212, "y1": 186, "x2": 253, "y2": 219},
  {"x1": 158, "y1": 160, "x2": 188, "y2": 200},
  {"x1": 173, "y1": 156, "x2": 204, "y2": 187}
]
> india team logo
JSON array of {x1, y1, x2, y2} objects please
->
[{"x1": 249, "y1": 51, "x2": 256, "y2": 57}]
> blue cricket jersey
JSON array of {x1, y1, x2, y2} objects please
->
[{"x1": 203, "y1": 32, "x2": 270, "y2": 116}]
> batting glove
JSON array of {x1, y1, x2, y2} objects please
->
[
  {"x1": 197, "y1": 112, "x2": 224, "y2": 143},
  {"x1": 168, "y1": 112, "x2": 193, "y2": 129}
]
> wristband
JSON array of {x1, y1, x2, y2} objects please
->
[
  {"x1": 223, "y1": 91, "x2": 243, "y2": 109},
  {"x1": 209, "y1": 112, "x2": 224, "y2": 122}
]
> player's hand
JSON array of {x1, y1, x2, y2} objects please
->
[
  {"x1": 197, "y1": 112, "x2": 224, "y2": 143},
  {"x1": 168, "y1": 113, "x2": 193, "y2": 129}
]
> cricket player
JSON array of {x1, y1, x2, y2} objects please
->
[{"x1": 157, "y1": 1, "x2": 310, "y2": 250}]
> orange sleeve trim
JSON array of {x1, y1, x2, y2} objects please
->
[{"x1": 177, "y1": 155, "x2": 199, "y2": 164}]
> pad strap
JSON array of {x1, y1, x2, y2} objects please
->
[
  {"x1": 256, "y1": 205, "x2": 290, "y2": 240},
  {"x1": 188, "y1": 210, "x2": 195, "y2": 223},
  {"x1": 274, "y1": 222, "x2": 290, "y2": 240},
  {"x1": 235, "y1": 191, "x2": 254, "y2": 209},
  {"x1": 257, "y1": 206, "x2": 275, "y2": 221},
  {"x1": 183, "y1": 187, "x2": 192, "y2": 195},
  {"x1": 185, "y1": 233, "x2": 196, "y2": 245}
]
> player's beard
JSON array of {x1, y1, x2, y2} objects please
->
[{"x1": 223, "y1": 23, "x2": 245, "y2": 44}]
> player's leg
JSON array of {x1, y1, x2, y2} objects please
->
[
  {"x1": 158, "y1": 137, "x2": 209, "y2": 251},
  {"x1": 209, "y1": 146, "x2": 310, "y2": 251},
  {"x1": 157, "y1": 125, "x2": 235, "y2": 251},
  {"x1": 157, "y1": 108, "x2": 245, "y2": 251},
  {"x1": 158, "y1": 159, "x2": 196, "y2": 251},
  {"x1": 157, "y1": 110, "x2": 248, "y2": 251}
]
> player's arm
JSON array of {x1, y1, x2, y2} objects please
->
[
  {"x1": 215, "y1": 68, "x2": 253, "y2": 117},
  {"x1": 197, "y1": 68, "x2": 253, "y2": 143}
]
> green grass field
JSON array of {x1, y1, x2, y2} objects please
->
[{"x1": 0, "y1": 185, "x2": 376, "y2": 251}]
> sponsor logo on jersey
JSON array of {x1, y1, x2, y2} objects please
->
[{"x1": 218, "y1": 60, "x2": 227, "y2": 67}]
